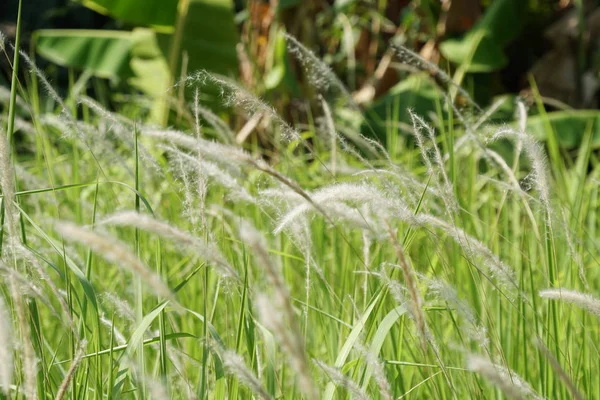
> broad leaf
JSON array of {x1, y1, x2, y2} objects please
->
[
  {"x1": 440, "y1": 0, "x2": 525, "y2": 72},
  {"x1": 78, "y1": 0, "x2": 178, "y2": 29},
  {"x1": 35, "y1": 29, "x2": 135, "y2": 81},
  {"x1": 129, "y1": 29, "x2": 170, "y2": 97},
  {"x1": 34, "y1": 0, "x2": 239, "y2": 119},
  {"x1": 156, "y1": 0, "x2": 239, "y2": 77}
]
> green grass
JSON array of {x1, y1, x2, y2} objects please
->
[{"x1": 1, "y1": 27, "x2": 600, "y2": 400}]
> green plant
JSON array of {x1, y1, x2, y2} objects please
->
[
  {"x1": 1, "y1": 15, "x2": 600, "y2": 400},
  {"x1": 34, "y1": 0, "x2": 238, "y2": 123}
]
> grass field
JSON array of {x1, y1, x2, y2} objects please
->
[{"x1": 1, "y1": 22, "x2": 600, "y2": 400}]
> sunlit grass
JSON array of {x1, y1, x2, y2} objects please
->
[{"x1": 0, "y1": 24, "x2": 599, "y2": 400}]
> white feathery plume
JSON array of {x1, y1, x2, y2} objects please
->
[
  {"x1": 221, "y1": 350, "x2": 273, "y2": 400},
  {"x1": 163, "y1": 145, "x2": 255, "y2": 204},
  {"x1": 539, "y1": 288, "x2": 600, "y2": 317},
  {"x1": 55, "y1": 221, "x2": 181, "y2": 308},
  {"x1": 313, "y1": 359, "x2": 369, "y2": 400},
  {"x1": 0, "y1": 295, "x2": 13, "y2": 395},
  {"x1": 55, "y1": 340, "x2": 88, "y2": 400},
  {"x1": 425, "y1": 277, "x2": 488, "y2": 348},
  {"x1": 535, "y1": 339, "x2": 584, "y2": 400},
  {"x1": 242, "y1": 219, "x2": 316, "y2": 399},
  {"x1": 467, "y1": 354, "x2": 544, "y2": 400},
  {"x1": 99, "y1": 211, "x2": 237, "y2": 279},
  {"x1": 181, "y1": 71, "x2": 300, "y2": 142},
  {"x1": 0, "y1": 128, "x2": 17, "y2": 238},
  {"x1": 489, "y1": 127, "x2": 551, "y2": 222}
]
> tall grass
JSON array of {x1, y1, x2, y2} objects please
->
[{"x1": 0, "y1": 25, "x2": 598, "y2": 400}]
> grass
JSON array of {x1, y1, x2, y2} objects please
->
[{"x1": 0, "y1": 24, "x2": 600, "y2": 400}]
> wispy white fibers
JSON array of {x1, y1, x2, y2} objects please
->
[
  {"x1": 417, "y1": 214, "x2": 518, "y2": 291},
  {"x1": 19, "y1": 51, "x2": 131, "y2": 179},
  {"x1": 354, "y1": 343, "x2": 393, "y2": 400},
  {"x1": 180, "y1": 71, "x2": 300, "y2": 142},
  {"x1": 176, "y1": 151, "x2": 209, "y2": 232},
  {"x1": 274, "y1": 182, "x2": 517, "y2": 291},
  {"x1": 0, "y1": 295, "x2": 13, "y2": 395},
  {"x1": 163, "y1": 145, "x2": 255, "y2": 204},
  {"x1": 193, "y1": 88, "x2": 201, "y2": 136},
  {"x1": 535, "y1": 339, "x2": 584, "y2": 400},
  {"x1": 384, "y1": 224, "x2": 428, "y2": 351},
  {"x1": 193, "y1": 102, "x2": 236, "y2": 143},
  {"x1": 313, "y1": 359, "x2": 369, "y2": 400},
  {"x1": 424, "y1": 277, "x2": 488, "y2": 348},
  {"x1": 142, "y1": 127, "x2": 247, "y2": 167},
  {"x1": 285, "y1": 34, "x2": 386, "y2": 158},
  {"x1": 539, "y1": 288, "x2": 600, "y2": 317},
  {"x1": 258, "y1": 187, "x2": 332, "y2": 306},
  {"x1": 274, "y1": 182, "x2": 405, "y2": 236},
  {"x1": 241, "y1": 221, "x2": 317, "y2": 399},
  {"x1": 79, "y1": 96, "x2": 161, "y2": 173},
  {"x1": 0, "y1": 267, "x2": 53, "y2": 312},
  {"x1": 285, "y1": 34, "x2": 351, "y2": 99},
  {"x1": 221, "y1": 350, "x2": 273, "y2": 400},
  {"x1": 127, "y1": 361, "x2": 170, "y2": 400},
  {"x1": 55, "y1": 221, "x2": 181, "y2": 308},
  {"x1": 55, "y1": 340, "x2": 88, "y2": 400},
  {"x1": 0, "y1": 127, "x2": 38, "y2": 400},
  {"x1": 489, "y1": 127, "x2": 551, "y2": 223},
  {"x1": 353, "y1": 167, "x2": 442, "y2": 208},
  {"x1": 142, "y1": 127, "x2": 332, "y2": 224},
  {"x1": 11, "y1": 243, "x2": 78, "y2": 336},
  {"x1": 99, "y1": 211, "x2": 238, "y2": 279},
  {"x1": 100, "y1": 292, "x2": 136, "y2": 323},
  {"x1": 515, "y1": 100, "x2": 527, "y2": 164},
  {"x1": 467, "y1": 354, "x2": 544, "y2": 400},
  {"x1": 98, "y1": 315, "x2": 127, "y2": 346},
  {"x1": 0, "y1": 127, "x2": 17, "y2": 238},
  {"x1": 320, "y1": 97, "x2": 338, "y2": 176},
  {"x1": 409, "y1": 110, "x2": 457, "y2": 214},
  {"x1": 391, "y1": 45, "x2": 480, "y2": 113},
  {"x1": 18, "y1": 49, "x2": 68, "y2": 112}
]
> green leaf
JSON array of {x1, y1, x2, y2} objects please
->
[
  {"x1": 35, "y1": 29, "x2": 136, "y2": 81},
  {"x1": 440, "y1": 32, "x2": 506, "y2": 72},
  {"x1": 79, "y1": 0, "x2": 178, "y2": 29},
  {"x1": 35, "y1": 0, "x2": 239, "y2": 111},
  {"x1": 360, "y1": 306, "x2": 407, "y2": 391},
  {"x1": 264, "y1": 28, "x2": 299, "y2": 94},
  {"x1": 17, "y1": 205, "x2": 99, "y2": 311},
  {"x1": 525, "y1": 110, "x2": 600, "y2": 149},
  {"x1": 439, "y1": 0, "x2": 525, "y2": 72},
  {"x1": 128, "y1": 29, "x2": 170, "y2": 97},
  {"x1": 323, "y1": 293, "x2": 382, "y2": 400},
  {"x1": 156, "y1": 0, "x2": 239, "y2": 77},
  {"x1": 125, "y1": 301, "x2": 170, "y2": 360}
]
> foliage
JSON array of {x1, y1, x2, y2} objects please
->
[
  {"x1": 33, "y1": 0, "x2": 238, "y2": 121},
  {"x1": 1, "y1": 2, "x2": 600, "y2": 398}
]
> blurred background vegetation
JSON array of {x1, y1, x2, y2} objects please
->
[{"x1": 1, "y1": 0, "x2": 600, "y2": 150}]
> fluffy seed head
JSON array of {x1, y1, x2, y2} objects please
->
[
  {"x1": 0, "y1": 295, "x2": 13, "y2": 395},
  {"x1": 221, "y1": 350, "x2": 273, "y2": 400},
  {"x1": 467, "y1": 354, "x2": 544, "y2": 400},
  {"x1": 539, "y1": 288, "x2": 600, "y2": 317},
  {"x1": 55, "y1": 221, "x2": 180, "y2": 308},
  {"x1": 100, "y1": 211, "x2": 238, "y2": 279},
  {"x1": 314, "y1": 359, "x2": 369, "y2": 400}
]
